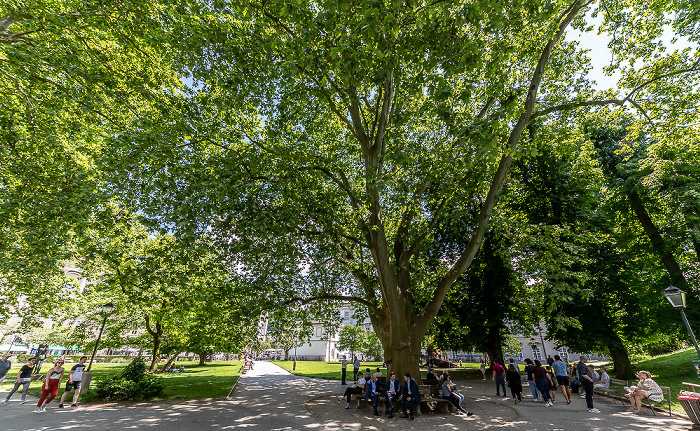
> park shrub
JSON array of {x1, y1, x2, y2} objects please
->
[
  {"x1": 109, "y1": 357, "x2": 130, "y2": 363},
  {"x1": 95, "y1": 358, "x2": 164, "y2": 400}
]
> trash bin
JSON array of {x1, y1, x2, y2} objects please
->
[
  {"x1": 678, "y1": 394, "x2": 700, "y2": 429},
  {"x1": 692, "y1": 360, "x2": 700, "y2": 379}
]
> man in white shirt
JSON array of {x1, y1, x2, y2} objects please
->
[
  {"x1": 341, "y1": 357, "x2": 348, "y2": 385},
  {"x1": 594, "y1": 366, "x2": 610, "y2": 389},
  {"x1": 339, "y1": 375, "x2": 366, "y2": 409}
]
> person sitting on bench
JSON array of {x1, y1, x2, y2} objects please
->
[
  {"x1": 385, "y1": 372, "x2": 401, "y2": 418},
  {"x1": 442, "y1": 372, "x2": 473, "y2": 415},
  {"x1": 426, "y1": 368, "x2": 437, "y2": 381},
  {"x1": 399, "y1": 373, "x2": 421, "y2": 421},
  {"x1": 365, "y1": 374, "x2": 385, "y2": 416},
  {"x1": 339, "y1": 374, "x2": 366, "y2": 409}
]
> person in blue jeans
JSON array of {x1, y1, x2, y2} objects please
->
[
  {"x1": 492, "y1": 361, "x2": 507, "y2": 397},
  {"x1": 532, "y1": 360, "x2": 554, "y2": 407},
  {"x1": 4, "y1": 357, "x2": 36, "y2": 404},
  {"x1": 523, "y1": 358, "x2": 541, "y2": 400}
]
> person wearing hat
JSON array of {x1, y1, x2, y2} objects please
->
[{"x1": 0, "y1": 354, "x2": 11, "y2": 385}]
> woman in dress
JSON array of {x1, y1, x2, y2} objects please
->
[
  {"x1": 35, "y1": 358, "x2": 65, "y2": 412},
  {"x1": 626, "y1": 370, "x2": 663, "y2": 414}
]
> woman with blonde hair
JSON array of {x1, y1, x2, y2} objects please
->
[{"x1": 625, "y1": 370, "x2": 663, "y2": 414}]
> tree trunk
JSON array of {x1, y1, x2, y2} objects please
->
[
  {"x1": 198, "y1": 350, "x2": 208, "y2": 366},
  {"x1": 149, "y1": 336, "x2": 161, "y2": 372},
  {"x1": 159, "y1": 350, "x2": 184, "y2": 373},
  {"x1": 627, "y1": 190, "x2": 688, "y2": 288},
  {"x1": 484, "y1": 326, "x2": 504, "y2": 368},
  {"x1": 608, "y1": 345, "x2": 634, "y2": 380},
  {"x1": 145, "y1": 315, "x2": 163, "y2": 372},
  {"x1": 284, "y1": 348, "x2": 290, "y2": 360},
  {"x1": 137, "y1": 341, "x2": 144, "y2": 358}
]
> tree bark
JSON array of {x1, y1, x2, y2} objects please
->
[
  {"x1": 627, "y1": 190, "x2": 688, "y2": 288},
  {"x1": 198, "y1": 350, "x2": 208, "y2": 366},
  {"x1": 608, "y1": 345, "x2": 634, "y2": 380},
  {"x1": 145, "y1": 315, "x2": 163, "y2": 372},
  {"x1": 484, "y1": 326, "x2": 504, "y2": 368}
]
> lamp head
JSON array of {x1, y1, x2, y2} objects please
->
[
  {"x1": 101, "y1": 302, "x2": 115, "y2": 315},
  {"x1": 663, "y1": 286, "x2": 686, "y2": 309}
]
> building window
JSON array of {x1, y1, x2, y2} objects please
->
[
  {"x1": 531, "y1": 345, "x2": 542, "y2": 361},
  {"x1": 558, "y1": 348, "x2": 569, "y2": 362}
]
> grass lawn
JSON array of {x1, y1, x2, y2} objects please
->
[
  {"x1": 631, "y1": 348, "x2": 699, "y2": 413},
  {"x1": 0, "y1": 360, "x2": 243, "y2": 403},
  {"x1": 275, "y1": 360, "x2": 387, "y2": 380},
  {"x1": 274, "y1": 360, "x2": 484, "y2": 381}
]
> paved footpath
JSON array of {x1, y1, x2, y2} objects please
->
[{"x1": 0, "y1": 362, "x2": 693, "y2": 430}]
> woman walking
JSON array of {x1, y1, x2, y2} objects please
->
[
  {"x1": 532, "y1": 360, "x2": 554, "y2": 407},
  {"x1": 34, "y1": 358, "x2": 65, "y2": 412},
  {"x1": 506, "y1": 364, "x2": 523, "y2": 403},
  {"x1": 4, "y1": 357, "x2": 36, "y2": 404}
]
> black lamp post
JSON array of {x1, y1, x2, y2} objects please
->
[
  {"x1": 293, "y1": 320, "x2": 302, "y2": 371},
  {"x1": 663, "y1": 286, "x2": 700, "y2": 360},
  {"x1": 87, "y1": 302, "x2": 115, "y2": 372}
]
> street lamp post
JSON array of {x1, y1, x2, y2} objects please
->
[
  {"x1": 81, "y1": 302, "x2": 115, "y2": 393},
  {"x1": 293, "y1": 320, "x2": 302, "y2": 371},
  {"x1": 663, "y1": 286, "x2": 700, "y2": 360}
]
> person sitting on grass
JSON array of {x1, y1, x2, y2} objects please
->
[
  {"x1": 365, "y1": 374, "x2": 385, "y2": 416},
  {"x1": 625, "y1": 370, "x2": 663, "y2": 414},
  {"x1": 399, "y1": 373, "x2": 421, "y2": 421},
  {"x1": 339, "y1": 374, "x2": 366, "y2": 409}
]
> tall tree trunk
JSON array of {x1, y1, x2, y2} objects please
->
[
  {"x1": 608, "y1": 345, "x2": 634, "y2": 380},
  {"x1": 484, "y1": 325, "x2": 504, "y2": 368},
  {"x1": 145, "y1": 315, "x2": 163, "y2": 372},
  {"x1": 627, "y1": 190, "x2": 688, "y2": 288},
  {"x1": 198, "y1": 350, "x2": 208, "y2": 366},
  {"x1": 137, "y1": 341, "x2": 144, "y2": 358},
  {"x1": 284, "y1": 348, "x2": 290, "y2": 360}
]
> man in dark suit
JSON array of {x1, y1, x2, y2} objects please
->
[
  {"x1": 400, "y1": 373, "x2": 421, "y2": 421},
  {"x1": 385, "y1": 372, "x2": 401, "y2": 418},
  {"x1": 365, "y1": 374, "x2": 385, "y2": 416}
]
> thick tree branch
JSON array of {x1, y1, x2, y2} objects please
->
[
  {"x1": 285, "y1": 294, "x2": 379, "y2": 312},
  {"x1": 419, "y1": 0, "x2": 590, "y2": 332}
]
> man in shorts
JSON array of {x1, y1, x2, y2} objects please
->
[
  {"x1": 59, "y1": 356, "x2": 88, "y2": 408},
  {"x1": 551, "y1": 355, "x2": 571, "y2": 404}
]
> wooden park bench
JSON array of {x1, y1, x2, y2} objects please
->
[
  {"x1": 644, "y1": 385, "x2": 672, "y2": 417},
  {"x1": 594, "y1": 378, "x2": 628, "y2": 404},
  {"x1": 350, "y1": 379, "x2": 453, "y2": 414}
]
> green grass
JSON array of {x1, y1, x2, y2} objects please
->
[
  {"x1": 275, "y1": 360, "x2": 387, "y2": 380},
  {"x1": 630, "y1": 348, "x2": 699, "y2": 413},
  {"x1": 274, "y1": 360, "x2": 484, "y2": 381},
  {"x1": 1, "y1": 360, "x2": 243, "y2": 403}
]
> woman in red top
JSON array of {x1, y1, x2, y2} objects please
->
[{"x1": 35, "y1": 359, "x2": 65, "y2": 412}]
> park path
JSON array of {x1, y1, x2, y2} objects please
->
[{"x1": 0, "y1": 361, "x2": 695, "y2": 430}]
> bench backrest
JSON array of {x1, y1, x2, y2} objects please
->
[{"x1": 609, "y1": 378, "x2": 628, "y2": 386}]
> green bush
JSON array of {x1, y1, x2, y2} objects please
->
[
  {"x1": 95, "y1": 358, "x2": 164, "y2": 400},
  {"x1": 110, "y1": 357, "x2": 130, "y2": 363}
]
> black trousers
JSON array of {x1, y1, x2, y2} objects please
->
[
  {"x1": 510, "y1": 385, "x2": 522, "y2": 400},
  {"x1": 401, "y1": 398, "x2": 418, "y2": 415},
  {"x1": 581, "y1": 379, "x2": 594, "y2": 409},
  {"x1": 342, "y1": 386, "x2": 363, "y2": 402},
  {"x1": 353, "y1": 367, "x2": 359, "y2": 381},
  {"x1": 341, "y1": 368, "x2": 346, "y2": 385}
]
